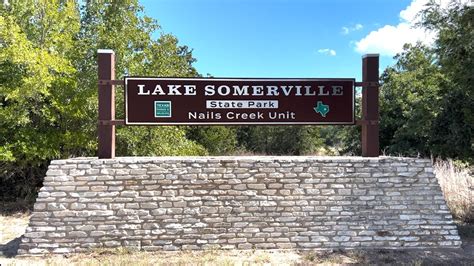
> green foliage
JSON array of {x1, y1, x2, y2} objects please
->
[
  {"x1": 76, "y1": 1, "x2": 203, "y2": 157},
  {"x1": 320, "y1": 95, "x2": 362, "y2": 156},
  {"x1": 0, "y1": 0, "x2": 206, "y2": 202},
  {"x1": 320, "y1": 125, "x2": 361, "y2": 156},
  {"x1": 0, "y1": 0, "x2": 205, "y2": 160},
  {"x1": 116, "y1": 127, "x2": 206, "y2": 156},
  {"x1": 0, "y1": 1, "x2": 83, "y2": 203},
  {"x1": 380, "y1": 2, "x2": 473, "y2": 161},
  {"x1": 422, "y1": 2, "x2": 474, "y2": 160},
  {"x1": 0, "y1": 1, "x2": 81, "y2": 163},
  {"x1": 380, "y1": 43, "x2": 445, "y2": 156},
  {"x1": 186, "y1": 126, "x2": 238, "y2": 155},
  {"x1": 237, "y1": 126, "x2": 324, "y2": 155}
]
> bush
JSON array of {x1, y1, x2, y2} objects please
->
[{"x1": 434, "y1": 160, "x2": 473, "y2": 222}]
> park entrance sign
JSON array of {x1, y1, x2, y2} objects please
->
[
  {"x1": 20, "y1": 50, "x2": 459, "y2": 256},
  {"x1": 125, "y1": 78, "x2": 355, "y2": 125},
  {"x1": 97, "y1": 49, "x2": 380, "y2": 158}
]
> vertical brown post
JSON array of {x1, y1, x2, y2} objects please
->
[
  {"x1": 361, "y1": 54, "x2": 379, "y2": 157},
  {"x1": 98, "y1": 49, "x2": 115, "y2": 159}
]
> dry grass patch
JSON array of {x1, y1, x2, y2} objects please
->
[
  {"x1": 0, "y1": 212, "x2": 30, "y2": 244},
  {"x1": 1, "y1": 249, "x2": 302, "y2": 266},
  {"x1": 434, "y1": 160, "x2": 473, "y2": 222},
  {"x1": 0, "y1": 212, "x2": 30, "y2": 258},
  {"x1": 303, "y1": 250, "x2": 367, "y2": 265}
]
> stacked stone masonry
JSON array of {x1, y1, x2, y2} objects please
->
[{"x1": 19, "y1": 156, "x2": 461, "y2": 255}]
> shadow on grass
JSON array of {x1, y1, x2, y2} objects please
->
[
  {"x1": 457, "y1": 222, "x2": 474, "y2": 239},
  {"x1": 0, "y1": 201, "x2": 31, "y2": 259},
  {"x1": 0, "y1": 237, "x2": 21, "y2": 258}
]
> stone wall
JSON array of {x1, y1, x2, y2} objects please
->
[{"x1": 19, "y1": 156, "x2": 461, "y2": 255}]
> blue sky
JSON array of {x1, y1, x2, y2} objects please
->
[{"x1": 139, "y1": 0, "x2": 436, "y2": 80}]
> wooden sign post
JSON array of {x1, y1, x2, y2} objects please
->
[
  {"x1": 97, "y1": 50, "x2": 379, "y2": 158},
  {"x1": 361, "y1": 54, "x2": 379, "y2": 157},
  {"x1": 98, "y1": 49, "x2": 116, "y2": 159}
]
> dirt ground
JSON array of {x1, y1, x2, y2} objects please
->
[{"x1": 1, "y1": 213, "x2": 473, "y2": 265}]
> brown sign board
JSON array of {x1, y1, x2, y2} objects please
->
[{"x1": 125, "y1": 77, "x2": 355, "y2": 125}]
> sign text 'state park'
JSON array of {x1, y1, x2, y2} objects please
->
[{"x1": 125, "y1": 77, "x2": 355, "y2": 125}]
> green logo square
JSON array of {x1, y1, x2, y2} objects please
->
[{"x1": 154, "y1": 101, "x2": 172, "y2": 118}]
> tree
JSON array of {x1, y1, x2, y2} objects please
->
[
  {"x1": 422, "y1": 1, "x2": 473, "y2": 160},
  {"x1": 0, "y1": 1, "x2": 81, "y2": 203},
  {"x1": 76, "y1": 1, "x2": 205, "y2": 157},
  {"x1": 186, "y1": 126, "x2": 238, "y2": 155},
  {"x1": 380, "y1": 43, "x2": 444, "y2": 157},
  {"x1": 378, "y1": 1, "x2": 473, "y2": 161},
  {"x1": 0, "y1": 0, "x2": 206, "y2": 204},
  {"x1": 237, "y1": 126, "x2": 324, "y2": 155}
]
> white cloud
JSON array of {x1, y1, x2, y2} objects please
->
[
  {"x1": 355, "y1": 0, "x2": 471, "y2": 56},
  {"x1": 342, "y1": 27, "x2": 349, "y2": 35},
  {"x1": 342, "y1": 23, "x2": 363, "y2": 35},
  {"x1": 318, "y1": 48, "x2": 336, "y2": 56},
  {"x1": 355, "y1": 23, "x2": 435, "y2": 56}
]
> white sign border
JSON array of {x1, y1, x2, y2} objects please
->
[{"x1": 124, "y1": 77, "x2": 355, "y2": 126}]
